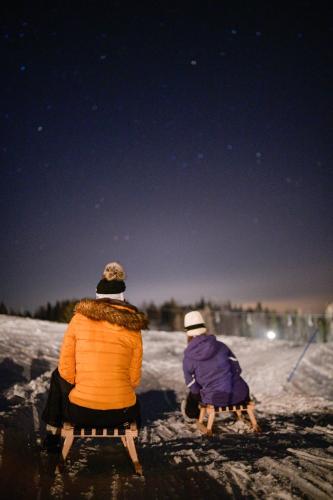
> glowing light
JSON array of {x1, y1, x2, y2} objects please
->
[{"x1": 266, "y1": 330, "x2": 276, "y2": 340}]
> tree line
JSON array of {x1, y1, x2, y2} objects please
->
[
  {"x1": 0, "y1": 300, "x2": 77, "y2": 323},
  {"x1": 0, "y1": 297, "x2": 271, "y2": 328},
  {"x1": 0, "y1": 299, "x2": 329, "y2": 341}
]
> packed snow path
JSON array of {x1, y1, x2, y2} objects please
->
[{"x1": 0, "y1": 315, "x2": 332, "y2": 499}]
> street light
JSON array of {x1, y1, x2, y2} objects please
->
[{"x1": 266, "y1": 330, "x2": 276, "y2": 340}]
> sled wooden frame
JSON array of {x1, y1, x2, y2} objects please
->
[
  {"x1": 197, "y1": 401, "x2": 260, "y2": 435},
  {"x1": 60, "y1": 422, "x2": 142, "y2": 475}
]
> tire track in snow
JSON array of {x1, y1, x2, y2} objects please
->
[
  {"x1": 258, "y1": 456, "x2": 331, "y2": 499},
  {"x1": 287, "y1": 447, "x2": 333, "y2": 466}
]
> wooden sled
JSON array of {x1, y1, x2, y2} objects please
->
[
  {"x1": 60, "y1": 422, "x2": 142, "y2": 475},
  {"x1": 197, "y1": 401, "x2": 260, "y2": 436}
]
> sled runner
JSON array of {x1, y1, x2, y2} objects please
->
[
  {"x1": 197, "y1": 401, "x2": 260, "y2": 435},
  {"x1": 60, "y1": 422, "x2": 142, "y2": 475}
]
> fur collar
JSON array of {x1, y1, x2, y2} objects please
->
[{"x1": 75, "y1": 299, "x2": 148, "y2": 331}]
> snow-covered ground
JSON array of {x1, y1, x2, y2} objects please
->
[{"x1": 0, "y1": 315, "x2": 333, "y2": 499}]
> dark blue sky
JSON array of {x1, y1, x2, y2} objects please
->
[{"x1": 1, "y1": 2, "x2": 332, "y2": 312}]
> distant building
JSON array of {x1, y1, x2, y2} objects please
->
[
  {"x1": 325, "y1": 303, "x2": 333, "y2": 341},
  {"x1": 143, "y1": 299, "x2": 328, "y2": 342}
]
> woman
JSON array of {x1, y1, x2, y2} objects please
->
[
  {"x1": 182, "y1": 311, "x2": 250, "y2": 419},
  {"x1": 42, "y1": 262, "x2": 148, "y2": 450}
]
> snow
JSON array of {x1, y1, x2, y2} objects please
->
[{"x1": 0, "y1": 315, "x2": 332, "y2": 499}]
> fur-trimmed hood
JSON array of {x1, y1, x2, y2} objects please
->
[{"x1": 75, "y1": 298, "x2": 149, "y2": 331}]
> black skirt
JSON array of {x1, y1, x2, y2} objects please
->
[{"x1": 66, "y1": 399, "x2": 141, "y2": 428}]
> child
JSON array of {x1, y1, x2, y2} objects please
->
[{"x1": 182, "y1": 311, "x2": 250, "y2": 419}]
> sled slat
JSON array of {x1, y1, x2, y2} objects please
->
[
  {"x1": 60, "y1": 422, "x2": 142, "y2": 475},
  {"x1": 196, "y1": 401, "x2": 260, "y2": 435}
]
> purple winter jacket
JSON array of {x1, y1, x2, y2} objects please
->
[{"x1": 183, "y1": 334, "x2": 249, "y2": 406}]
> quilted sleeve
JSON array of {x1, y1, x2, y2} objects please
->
[
  {"x1": 58, "y1": 316, "x2": 76, "y2": 384},
  {"x1": 129, "y1": 333, "x2": 143, "y2": 388}
]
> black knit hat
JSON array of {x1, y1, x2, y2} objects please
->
[
  {"x1": 96, "y1": 278, "x2": 126, "y2": 294},
  {"x1": 96, "y1": 262, "x2": 126, "y2": 295}
]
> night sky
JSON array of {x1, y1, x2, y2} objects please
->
[{"x1": 1, "y1": 2, "x2": 332, "y2": 313}]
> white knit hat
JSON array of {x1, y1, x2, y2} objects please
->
[{"x1": 184, "y1": 311, "x2": 207, "y2": 337}]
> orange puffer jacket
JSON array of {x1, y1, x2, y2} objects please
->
[{"x1": 58, "y1": 299, "x2": 148, "y2": 410}]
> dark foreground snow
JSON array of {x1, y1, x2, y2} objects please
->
[{"x1": 0, "y1": 315, "x2": 332, "y2": 499}]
